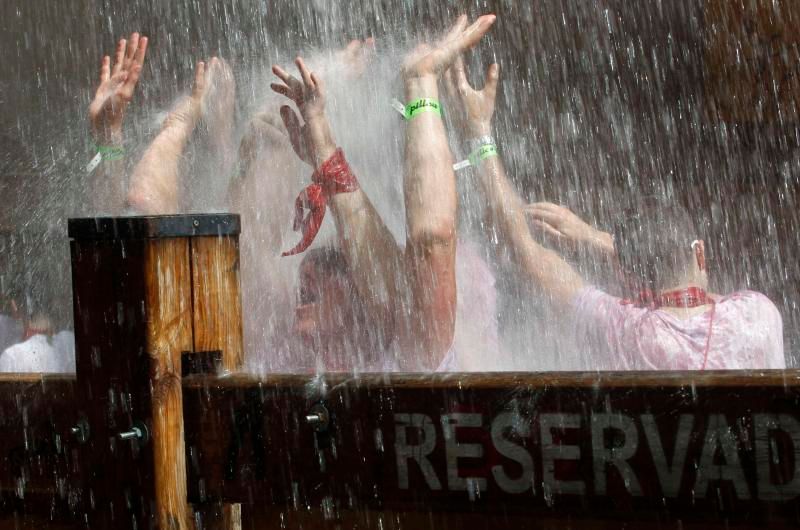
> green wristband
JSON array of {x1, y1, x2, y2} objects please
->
[
  {"x1": 405, "y1": 98, "x2": 442, "y2": 120},
  {"x1": 468, "y1": 143, "x2": 498, "y2": 166},
  {"x1": 96, "y1": 144, "x2": 125, "y2": 161}
]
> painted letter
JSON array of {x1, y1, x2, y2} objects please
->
[
  {"x1": 540, "y1": 413, "x2": 586, "y2": 495},
  {"x1": 694, "y1": 414, "x2": 751, "y2": 499},
  {"x1": 591, "y1": 413, "x2": 642, "y2": 495},
  {"x1": 642, "y1": 414, "x2": 694, "y2": 498},
  {"x1": 491, "y1": 412, "x2": 535, "y2": 494},
  {"x1": 754, "y1": 413, "x2": 800, "y2": 501},
  {"x1": 395, "y1": 413, "x2": 442, "y2": 490},
  {"x1": 441, "y1": 413, "x2": 487, "y2": 493}
]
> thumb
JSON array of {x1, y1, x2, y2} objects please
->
[
  {"x1": 280, "y1": 105, "x2": 308, "y2": 163},
  {"x1": 484, "y1": 63, "x2": 499, "y2": 101}
]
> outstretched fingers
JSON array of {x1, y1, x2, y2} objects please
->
[
  {"x1": 125, "y1": 33, "x2": 140, "y2": 67},
  {"x1": 112, "y1": 38, "x2": 126, "y2": 76},
  {"x1": 99, "y1": 56, "x2": 111, "y2": 84},
  {"x1": 121, "y1": 37, "x2": 148, "y2": 96},
  {"x1": 439, "y1": 15, "x2": 468, "y2": 47},
  {"x1": 295, "y1": 57, "x2": 315, "y2": 90},
  {"x1": 448, "y1": 14, "x2": 496, "y2": 57},
  {"x1": 531, "y1": 219, "x2": 566, "y2": 240},
  {"x1": 279, "y1": 105, "x2": 308, "y2": 162},
  {"x1": 192, "y1": 61, "x2": 206, "y2": 98},
  {"x1": 484, "y1": 62, "x2": 499, "y2": 100},
  {"x1": 132, "y1": 36, "x2": 148, "y2": 69},
  {"x1": 453, "y1": 54, "x2": 471, "y2": 93}
]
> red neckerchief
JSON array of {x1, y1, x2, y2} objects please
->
[
  {"x1": 282, "y1": 148, "x2": 360, "y2": 257},
  {"x1": 622, "y1": 286, "x2": 714, "y2": 309},
  {"x1": 621, "y1": 286, "x2": 716, "y2": 370}
]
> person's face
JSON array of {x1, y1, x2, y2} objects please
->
[{"x1": 292, "y1": 260, "x2": 360, "y2": 368}]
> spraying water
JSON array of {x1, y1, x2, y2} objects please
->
[{"x1": 0, "y1": 0, "x2": 798, "y2": 372}]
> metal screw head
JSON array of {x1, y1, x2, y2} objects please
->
[
  {"x1": 70, "y1": 418, "x2": 90, "y2": 444},
  {"x1": 305, "y1": 403, "x2": 330, "y2": 433},
  {"x1": 118, "y1": 421, "x2": 150, "y2": 444}
]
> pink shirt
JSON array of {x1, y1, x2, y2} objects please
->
[{"x1": 572, "y1": 287, "x2": 785, "y2": 370}]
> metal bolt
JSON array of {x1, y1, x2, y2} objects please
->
[
  {"x1": 70, "y1": 418, "x2": 90, "y2": 444},
  {"x1": 305, "y1": 403, "x2": 330, "y2": 433},
  {"x1": 118, "y1": 421, "x2": 150, "y2": 444},
  {"x1": 118, "y1": 427, "x2": 143, "y2": 441}
]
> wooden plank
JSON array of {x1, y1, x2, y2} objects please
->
[
  {"x1": 0, "y1": 376, "x2": 79, "y2": 525},
  {"x1": 191, "y1": 236, "x2": 244, "y2": 373},
  {"x1": 190, "y1": 235, "x2": 244, "y2": 528},
  {"x1": 182, "y1": 370, "x2": 800, "y2": 390},
  {"x1": 70, "y1": 236, "x2": 156, "y2": 527},
  {"x1": 183, "y1": 372, "x2": 800, "y2": 528},
  {"x1": 144, "y1": 238, "x2": 194, "y2": 530}
]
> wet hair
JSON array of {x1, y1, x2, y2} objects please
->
[
  {"x1": 612, "y1": 198, "x2": 700, "y2": 293},
  {"x1": 301, "y1": 246, "x2": 350, "y2": 278}
]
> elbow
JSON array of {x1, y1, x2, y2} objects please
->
[
  {"x1": 126, "y1": 186, "x2": 164, "y2": 215},
  {"x1": 407, "y1": 221, "x2": 456, "y2": 253}
]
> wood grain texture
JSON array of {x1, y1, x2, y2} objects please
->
[
  {"x1": 184, "y1": 372, "x2": 800, "y2": 528},
  {"x1": 191, "y1": 236, "x2": 243, "y2": 373},
  {"x1": 183, "y1": 370, "x2": 800, "y2": 390},
  {"x1": 145, "y1": 238, "x2": 194, "y2": 530},
  {"x1": 190, "y1": 235, "x2": 244, "y2": 528}
]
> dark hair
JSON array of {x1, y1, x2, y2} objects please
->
[
  {"x1": 612, "y1": 198, "x2": 700, "y2": 293},
  {"x1": 300, "y1": 246, "x2": 350, "y2": 278}
]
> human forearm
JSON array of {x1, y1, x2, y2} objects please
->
[
  {"x1": 477, "y1": 156, "x2": 584, "y2": 306},
  {"x1": 89, "y1": 130, "x2": 127, "y2": 214},
  {"x1": 127, "y1": 108, "x2": 198, "y2": 213},
  {"x1": 403, "y1": 77, "x2": 457, "y2": 244},
  {"x1": 400, "y1": 76, "x2": 458, "y2": 368}
]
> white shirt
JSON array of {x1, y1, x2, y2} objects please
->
[
  {"x1": 0, "y1": 315, "x2": 22, "y2": 353},
  {"x1": 572, "y1": 287, "x2": 785, "y2": 370},
  {"x1": 0, "y1": 331, "x2": 76, "y2": 373}
]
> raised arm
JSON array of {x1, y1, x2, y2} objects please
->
[
  {"x1": 270, "y1": 56, "x2": 403, "y2": 347},
  {"x1": 127, "y1": 58, "x2": 235, "y2": 214},
  {"x1": 445, "y1": 57, "x2": 585, "y2": 307},
  {"x1": 87, "y1": 32, "x2": 147, "y2": 214},
  {"x1": 397, "y1": 15, "x2": 496, "y2": 369}
]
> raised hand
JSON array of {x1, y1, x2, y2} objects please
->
[
  {"x1": 334, "y1": 38, "x2": 376, "y2": 80},
  {"x1": 402, "y1": 14, "x2": 495, "y2": 81},
  {"x1": 238, "y1": 110, "x2": 291, "y2": 162},
  {"x1": 88, "y1": 33, "x2": 148, "y2": 144},
  {"x1": 525, "y1": 202, "x2": 614, "y2": 253},
  {"x1": 270, "y1": 58, "x2": 335, "y2": 167},
  {"x1": 444, "y1": 55, "x2": 499, "y2": 137}
]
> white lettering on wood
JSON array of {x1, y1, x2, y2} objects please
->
[{"x1": 395, "y1": 413, "x2": 442, "y2": 490}]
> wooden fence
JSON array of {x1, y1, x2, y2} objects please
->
[{"x1": 0, "y1": 214, "x2": 798, "y2": 529}]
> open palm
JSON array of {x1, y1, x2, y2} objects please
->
[{"x1": 88, "y1": 33, "x2": 148, "y2": 143}]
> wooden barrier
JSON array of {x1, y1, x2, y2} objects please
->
[
  {"x1": 2, "y1": 214, "x2": 800, "y2": 529},
  {"x1": 68, "y1": 214, "x2": 243, "y2": 529},
  {"x1": 181, "y1": 372, "x2": 800, "y2": 529}
]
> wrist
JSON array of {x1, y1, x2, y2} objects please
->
[
  {"x1": 588, "y1": 230, "x2": 615, "y2": 255},
  {"x1": 404, "y1": 76, "x2": 439, "y2": 100},
  {"x1": 466, "y1": 121, "x2": 492, "y2": 137},
  {"x1": 306, "y1": 120, "x2": 337, "y2": 166},
  {"x1": 91, "y1": 124, "x2": 123, "y2": 146}
]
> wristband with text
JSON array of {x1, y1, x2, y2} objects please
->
[
  {"x1": 86, "y1": 144, "x2": 126, "y2": 173},
  {"x1": 391, "y1": 98, "x2": 442, "y2": 120},
  {"x1": 453, "y1": 143, "x2": 498, "y2": 171}
]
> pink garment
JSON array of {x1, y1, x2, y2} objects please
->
[
  {"x1": 436, "y1": 240, "x2": 499, "y2": 372},
  {"x1": 572, "y1": 287, "x2": 785, "y2": 370}
]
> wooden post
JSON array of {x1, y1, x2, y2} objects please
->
[{"x1": 69, "y1": 214, "x2": 241, "y2": 529}]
